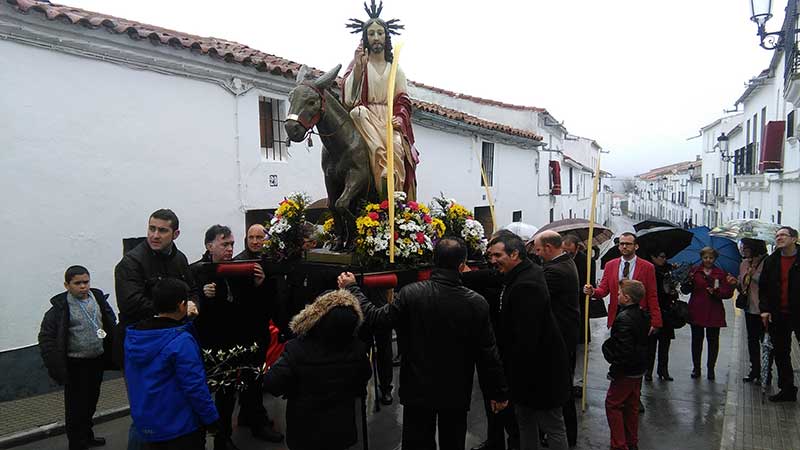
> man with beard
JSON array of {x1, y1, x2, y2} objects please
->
[
  {"x1": 532, "y1": 231, "x2": 580, "y2": 448},
  {"x1": 191, "y1": 225, "x2": 283, "y2": 449},
  {"x1": 343, "y1": 8, "x2": 418, "y2": 200}
]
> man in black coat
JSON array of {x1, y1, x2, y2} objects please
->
[
  {"x1": 563, "y1": 234, "x2": 597, "y2": 344},
  {"x1": 338, "y1": 237, "x2": 509, "y2": 450},
  {"x1": 759, "y1": 226, "x2": 800, "y2": 402},
  {"x1": 190, "y1": 225, "x2": 283, "y2": 448},
  {"x1": 114, "y1": 209, "x2": 197, "y2": 363},
  {"x1": 532, "y1": 231, "x2": 580, "y2": 447},
  {"x1": 39, "y1": 266, "x2": 116, "y2": 450},
  {"x1": 114, "y1": 209, "x2": 196, "y2": 449},
  {"x1": 487, "y1": 234, "x2": 570, "y2": 450}
]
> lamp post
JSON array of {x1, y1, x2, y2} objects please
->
[
  {"x1": 718, "y1": 132, "x2": 733, "y2": 162},
  {"x1": 750, "y1": 0, "x2": 784, "y2": 49}
]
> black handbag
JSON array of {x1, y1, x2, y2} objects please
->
[
  {"x1": 663, "y1": 300, "x2": 689, "y2": 329},
  {"x1": 588, "y1": 298, "x2": 608, "y2": 319},
  {"x1": 735, "y1": 292, "x2": 749, "y2": 310}
]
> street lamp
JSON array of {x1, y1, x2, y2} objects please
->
[
  {"x1": 718, "y1": 132, "x2": 733, "y2": 162},
  {"x1": 750, "y1": 0, "x2": 783, "y2": 49}
]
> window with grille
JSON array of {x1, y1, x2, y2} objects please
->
[
  {"x1": 259, "y1": 97, "x2": 288, "y2": 162},
  {"x1": 481, "y1": 142, "x2": 494, "y2": 187}
]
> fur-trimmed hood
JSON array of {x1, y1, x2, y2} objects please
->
[{"x1": 290, "y1": 289, "x2": 364, "y2": 339}]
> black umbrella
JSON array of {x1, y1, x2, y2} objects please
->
[
  {"x1": 535, "y1": 218, "x2": 614, "y2": 246},
  {"x1": 635, "y1": 226, "x2": 694, "y2": 259},
  {"x1": 599, "y1": 227, "x2": 692, "y2": 267},
  {"x1": 634, "y1": 219, "x2": 679, "y2": 232}
]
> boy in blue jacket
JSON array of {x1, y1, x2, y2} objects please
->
[{"x1": 124, "y1": 278, "x2": 219, "y2": 449}]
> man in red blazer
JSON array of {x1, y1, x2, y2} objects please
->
[{"x1": 584, "y1": 232, "x2": 662, "y2": 334}]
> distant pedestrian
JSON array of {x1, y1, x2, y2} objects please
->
[
  {"x1": 39, "y1": 265, "x2": 116, "y2": 450},
  {"x1": 603, "y1": 279, "x2": 650, "y2": 450},
  {"x1": 124, "y1": 278, "x2": 219, "y2": 450},
  {"x1": 645, "y1": 250, "x2": 678, "y2": 381},
  {"x1": 737, "y1": 239, "x2": 770, "y2": 385},
  {"x1": 681, "y1": 247, "x2": 736, "y2": 380},
  {"x1": 759, "y1": 226, "x2": 800, "y2": 402},
  {"x1": 263, "y1": 289, "x2": 372, "y2": 450}
]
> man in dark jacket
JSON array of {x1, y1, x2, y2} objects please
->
[
  {"x1": 115, "y1": 209, "x2": 197, "y2": 450},
  {"x1": 487, "y1": 234, "x2": 570, "y2": 450},
  {"x1": 602, "y1": 279, "x2": 650, "y2": 450},
  {"x1": 759, "y1": 226, "x2": 800, "y2": 402},
  {"x1": 125, "y1": 278, "x2": 219, "y2": 449},
  {"x1": 532, "y1": 231, "x2": 580, "y2": 447},
  {"x1": 339, "y1": 237, "x2": 509, "y2": 450},
  {"x1": 264, "y1": 289, "x2": 372, "y2": 450},
  {"x1": 114, "y1": 209, "x2": 197, "y2": 364},
  {"x1": 563, "y1": 234, "x2": 598, "y2": 344},
  {"x1": 39, "y1": 265, "x2": 116, "y2": 450},
  {"x1": 190, "y1": 225, "x2": 282, "y2": 448}
]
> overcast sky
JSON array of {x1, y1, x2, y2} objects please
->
[{"x1": 66, "y1": 0, "x2": 780, "y2": 176}]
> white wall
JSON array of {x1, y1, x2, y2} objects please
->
[{"x1": 0, "y1": 39, "x2": 329, "y2": 349}]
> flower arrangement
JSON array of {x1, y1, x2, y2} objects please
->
[
  {"x1": 263, "y1": 192, "x2": 312, "y2": 261},
  {"x1": 354, "y1": 191, "x2": 445, "y2": 267},
  {"x1": 430, "y1": 195, "x2": 488, "y2": 256},
  {"x1": 203, "y1": 344, "x2": 263, "y2": 393}
]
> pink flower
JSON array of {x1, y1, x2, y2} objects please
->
[
  {"x1": 416, "y1": 232, "x2": 425, "y2": 244},
  {"x1": 467, "y1": 215, "x2": 474, "y2": 220},
  {"x1": 394, "y1": 232, "x2": 400, "y2": 241},
  {"x1": 368, "y1": 212, "x2": 379, "y2": 221},
  {"x1": 423, "y1": 214, "x2": 432, "y2": 224},
  {"x1": 380, "y1": 200, "x2": 389, "y2": 210},
  {"x1": 408, "y1": 201, "x2": 419, "y2": 211}
]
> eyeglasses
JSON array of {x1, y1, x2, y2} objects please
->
[{"x1": 618, "y1": 242, "x2": 635, "y2": 247}]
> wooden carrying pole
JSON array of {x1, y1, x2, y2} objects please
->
[
  {"x1": 582, "y1": 153, "x2": 602, "y2": 412},
  {"x1": 476, "y1": 144, "x2": 497, "y2": 232},
  {"x1": 385, "y1": 42, "x2": 403, "y2": 263}
]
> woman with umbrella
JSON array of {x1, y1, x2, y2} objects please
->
[
  {"x1": 681, "y1": 247, "x2": 737, "y2": 380},
  {"x1": 737, "y1": 239, "x2": 771, "y2": 384},
  {"x1": 645, "y1": 249, "x2": 679, "y2": 381}
]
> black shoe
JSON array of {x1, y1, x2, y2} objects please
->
[
  {"x1": 690, "y1": 369, "x2": 701, "y2": 379},
  {"x1": 251, "y1": 425, "x2": 284, "y2": 443},
  {"x1": 769, "y1": 388, "x2": 798, "y2": 402},
  {"x1": 470, "y1": 440, "x2": 497, "y2": 450},
  {"x1": 707, "y1": 370, "x2": 716, "y2": 381},
  {"x1": 87, "y1": 436, "x2": 106, "y2": 447},
  {"x1": 657, "y1": 370, "x2": 674, "y2": 381},
  {"x1": 380, "y1": 389, "x2": 394, "y2": 405},
  {"x1": 214, "y1": 437, "x2": 241, "y2": 450},
  {"x1": 644, "y1": 372, "x2": 653, "y2": 382}
]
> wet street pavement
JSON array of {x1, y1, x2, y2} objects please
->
[{"x1": 12, "y1": 306, "x2": 734, "y2": 450}]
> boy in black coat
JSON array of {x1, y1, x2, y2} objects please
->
[
  {"x1": 602, "y1": 279, "x2": 650, "y2": 450},
  {"x1": 39, "y1": 266, "x2": 117, "y2": 450}
]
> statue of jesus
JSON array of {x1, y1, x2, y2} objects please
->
[{"x1": 343, "y1": 4, "x2": 418, "y2": 201}]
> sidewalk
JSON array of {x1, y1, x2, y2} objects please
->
[
  {"x1": 0, "y1": 377, "x2": 129, "y2": 449},
  {"x1": 721, "y1": 309, "x2": 800, "y2": 450}
]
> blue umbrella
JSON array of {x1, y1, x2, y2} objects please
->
[{"x1": 669, "y1": 226, "x2": 741, "y2": 276}]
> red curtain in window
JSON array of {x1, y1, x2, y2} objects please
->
[
  {"x1": 759, "y1": 120, "x2": 785, "y2": 172},
  {"x1": 550, "y1": 160, "x2": 562, "y2": 195}
]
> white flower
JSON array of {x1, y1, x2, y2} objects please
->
[{"x1": 393, "y1": 191, "x2": 407, "y2": 202}]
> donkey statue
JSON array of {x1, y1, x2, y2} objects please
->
[{"x1": 285, "y1": 65, "x2": 377, "y2": 251}]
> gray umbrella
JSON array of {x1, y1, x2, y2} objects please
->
[{"x1": 761, "y1": 334, "x2": 773, "y2": 402}]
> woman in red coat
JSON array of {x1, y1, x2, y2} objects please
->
[{"x1": 682, "y1": 247, "x2": 736, "y2": 380}]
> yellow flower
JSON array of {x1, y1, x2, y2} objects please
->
[
  {"x1": 419, "y1": 204, "x2": 430, "y2": 214},
  {"x1": 356, "y1": 216, "x2": 380, "y2": 234},
  {"x1": 323, "y1": 218, "x2": 334, "y2": 233},
  {"x1": 431, "y1": 218, "x2": 446, "y2": 238},
  {"x1": 403, "y1": 212, "x2": 412, "y2": 220},
  {"x1": 365, "y1": 203, "x2": 382, "y2": 213}
]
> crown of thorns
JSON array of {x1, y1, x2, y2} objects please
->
[{"x1": 345, "y1": 0, "x2": 404, "y2": 35}]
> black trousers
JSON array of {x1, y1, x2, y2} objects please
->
[
  {"x1": 65, "y1": 356, "x2": 104, "y2": 450},
  {"x1": 146, "y1": 429, "x2": 205, "y2": 450},
  {"x1": 365, "y1": 328, "x2": 394, "y2": 392},
  {"x1": 480, "y1": 394, "x2": 519, "y2": 449},
  {"x1": 646, "y1": 333, "x2": 672, "y2": 376},
  {"x1": 769, "y1": 314, "x2": 800, "y2": 391},
  {"x1": 402, "y1": 406, "x2": 467, "y2": 450},
  {"x1": 690, "y1": 325, "x2": 720, "y2": 372},
  {"x1": 237, "y1": 344, "x2": 270, "y2": 427},
  {"x1": 562, "y1": 346, "x2": 577, "y2": 447},
  {"x1": 744, "y1": 313, "x2": 769, "y2": 378},
  {"x1": 215, "y1": 388, "x2": 237, "y2": 441}
]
